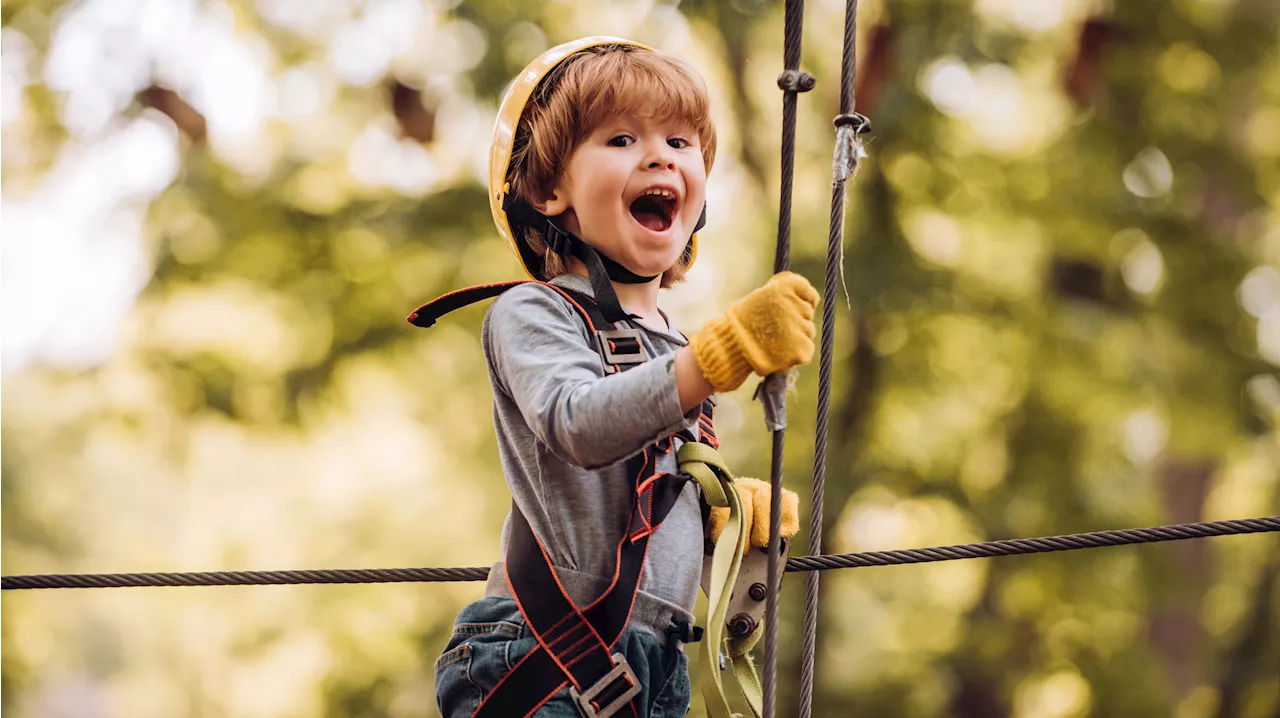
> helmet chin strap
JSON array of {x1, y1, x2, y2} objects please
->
[
  {"x1": 503, "y1": 195, "x2": 707, "y2": 324},
  {"x1": 598, "y1": 253, "x2": 658, "y2": 285}
]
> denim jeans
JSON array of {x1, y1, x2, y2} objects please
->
[{"x1": 435, "y1": 596, "x2": 691, "y2": 717}]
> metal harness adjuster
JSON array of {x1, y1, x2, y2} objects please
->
[
  {"x1": 595, "y1": 329, "x2": 647, "y2": 374},
  {"x1": 568, "y1": 653, "x2": 642, "y2": 718}
]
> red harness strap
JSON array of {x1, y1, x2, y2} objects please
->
[{"x1": 408, "y1": 283, "x2": 715, "y2": 718}]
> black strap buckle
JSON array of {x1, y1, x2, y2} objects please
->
[
  {"x1": 596, "y1": 329, "x2": 646, "y2": 374},
  {"x1": 568, "y1": 653, "x2": 642, "y2": 718},
  {"x1": 666, "y1": 618, "x2": 704, "y2": 646},
  {"x1": 542, "y1": 219, "x2": 574, "y2": 256}
]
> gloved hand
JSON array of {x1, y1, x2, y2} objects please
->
[
  {"x1": 708, "y1": 478, "x2": 800, "y2": 554},
  {"x1": 689, "y1": 271, "x2": 819, "y2": 393}
]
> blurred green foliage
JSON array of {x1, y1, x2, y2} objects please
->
[{"x1": 3, "y1": 0, "x2": 1278, "y2": 716}]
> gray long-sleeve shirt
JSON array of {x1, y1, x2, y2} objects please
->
[{"x1": 479, "y1": 273, "x2": 705, "y2": 639}]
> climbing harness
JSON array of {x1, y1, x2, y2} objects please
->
[
  {"x1": 413, "y1": 279, "x2": 722, "y2": 718},
  {"x1": 409, "y1": 271, "x2": 780, "y2": 717}
]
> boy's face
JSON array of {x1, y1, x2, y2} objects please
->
[{"x1": 539, "y1": 113, "x2": 707, "y2": 279}]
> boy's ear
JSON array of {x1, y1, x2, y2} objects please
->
[{"x1": 534, "y1": 186, "x2": 570, "y2": 216}]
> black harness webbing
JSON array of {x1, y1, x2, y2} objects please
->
[
  {"x1": 407, "y1": 282, "x2": 717, "y2": 718},
  {"x1": 407, "y1": 282, "x2": 528, "y2": 328}
]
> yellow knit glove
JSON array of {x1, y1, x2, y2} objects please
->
[
  {"x1": 689, "y1": 271, "x2": 819, "y2": 393},
  {"x1": 708, "y1": 478, "x2": 800, "y2": 554}
]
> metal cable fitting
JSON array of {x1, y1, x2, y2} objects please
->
[
  {"x1": 777, "y1": 70, "x2": 816, "y2": 93},
  {"x1": 833, "y1": 112, "x2": 872, "y2": 134}
]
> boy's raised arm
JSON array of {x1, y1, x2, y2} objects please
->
[{"x1": 485, "y1": 272, "x2": 819, "y2": 469}]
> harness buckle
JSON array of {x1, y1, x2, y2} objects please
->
[
  {"x1": 665, "y1": 618, "x2": 704, "y2": 646},
  {"x1": 569, "y1": 653, "x2": 642, "y2": 718},
  {"x1": 595, "y1": 329, "x2": 646, "y2": 374}
]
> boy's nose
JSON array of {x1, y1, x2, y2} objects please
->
[
  {"x1": 644, "y1": 148, "x2": 677, "y2": 170},
  {"x1": 643, "y1": 139, "x2": 677, "y2": 171}
]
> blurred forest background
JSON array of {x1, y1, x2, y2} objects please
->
[{"x1": 3, "y1": 0, "x2": 1279, "y2": 716}]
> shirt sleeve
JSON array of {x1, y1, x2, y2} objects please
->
[{"x1": 482, "y1": 283, "x2": 698, "y2": 469}]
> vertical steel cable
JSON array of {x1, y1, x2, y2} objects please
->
[
  {"x1": 772, "y1": 0, "x2": 806, "y2": 273},
  {"x1": 764, "y1": 1, "x2": 812, "y2": 716},
  {"x1": 798, "y1": 2, "x2": 865, "y2": 716}
]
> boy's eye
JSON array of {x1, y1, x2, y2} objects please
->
[
  {"x1": 608, "y1": 135, "x2": 634, "y2": 147},
  {"x1": 668, "y1": 137, "x2": 691, "y2": 149}
]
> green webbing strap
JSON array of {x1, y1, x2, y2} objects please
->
[
  {"x1": 677, "y1": 442, "x2": 765, "y2": 718},
  {"x1": 728, "y1": 623, "x2": 764, "y2": 713}
]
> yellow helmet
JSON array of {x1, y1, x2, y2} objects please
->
[{"x1": 488, "y1": 36, "x2": 702, "y2": 281}]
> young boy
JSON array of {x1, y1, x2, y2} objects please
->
[{"x1": 430, "y1": 37, "x2": 817, "y2": 718}]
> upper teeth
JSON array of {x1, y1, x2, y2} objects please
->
[{"x1": 641, "y1": 188, "x2": 675, "y2": 199}]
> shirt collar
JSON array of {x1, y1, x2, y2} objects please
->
[{"x1": 546, "y1": 273, "x2": 687, "y2": 345}]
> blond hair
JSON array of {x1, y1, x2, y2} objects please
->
[{"x1": 507, "y1": 44, "x2": 717, "y2": 286}]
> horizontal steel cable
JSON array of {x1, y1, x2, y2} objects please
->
[
  {"x1": 2, "y1": 566, "x2": 491, "y2": 589},
  {"x1": 4, "y1": 517, "x2": 1275, "y2": 591},
  {"x1": 786, "y1": 517, "x2": 1280, "y2": 571}
]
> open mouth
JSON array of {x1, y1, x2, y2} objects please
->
[{"x1": 629, "y1": 188, "x2": 678, "y2": 233}]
